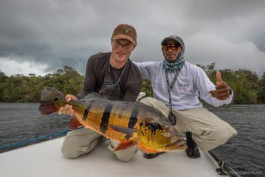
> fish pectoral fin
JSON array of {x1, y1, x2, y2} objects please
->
[
  {"x1": 114, "y1": 142, "x2": 136, "y2": 151},
  {"x1": 109, "y1": 124, "x2": 137, "y2": 135}
]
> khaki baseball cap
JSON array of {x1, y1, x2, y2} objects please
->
[{"x1": 111, "y1": 24, "x2": 137, "y2": 46}]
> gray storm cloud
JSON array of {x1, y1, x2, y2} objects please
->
[{"x1": 0, "y1": 0, "x2": 264, "y2": 75}]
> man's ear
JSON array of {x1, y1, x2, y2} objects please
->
[{"x1": 130, "y1": 44, "x2": 136, "y2": 51}]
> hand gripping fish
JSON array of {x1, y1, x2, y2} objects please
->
[{"x1": 39, "y1": 87, "x2": 187, "y2": 153}]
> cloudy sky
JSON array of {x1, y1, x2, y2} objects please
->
[{"x1": 0, "y1": 0, "x2": 265, "y2": 76}]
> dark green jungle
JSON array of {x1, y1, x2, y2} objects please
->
[{"x1": 0, "y1": 63, "x2": 265, "y2": 104}]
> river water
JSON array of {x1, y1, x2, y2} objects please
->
[{"x1": 0, "y1": 103, "x2": 264, "y2": 177}]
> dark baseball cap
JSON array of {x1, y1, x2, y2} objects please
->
[{"x1": 161, "y1": 35, "x2": 184, "y2": 47}]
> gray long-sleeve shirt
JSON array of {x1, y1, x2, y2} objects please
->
[{"x1": 78, "y1": 52, "x2": 142, "y2": 102}]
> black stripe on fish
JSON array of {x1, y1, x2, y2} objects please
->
[
  {"x1": 82, "y1": 100, "x2": 94, "y2": 121},
  {"x1": 125, "y1": 108, "x2": 139, "y2": 139},
  {"x1": 100, "y1": 103, "x2": 113, "y2": 134}
]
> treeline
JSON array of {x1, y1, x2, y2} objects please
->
[
  {"x1": 0, "y1": 66, "x2": 84, "y2": 102},
  {"x1": 0, "y1": 64, "x2": 264, "y2": 103},
  {"x1": 197, "y1": 63, "x2": 265, "y2": 104}
]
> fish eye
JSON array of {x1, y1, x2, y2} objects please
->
[{"x1": 54, "y1": 97, "x2": 59, "y2": 101}]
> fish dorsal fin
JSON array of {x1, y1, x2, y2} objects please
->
[{"x1": 81, "y1": 92, "x2": 105, "y2": 101}]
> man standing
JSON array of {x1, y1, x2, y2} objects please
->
[
  {"x1": 136, "y1": 35, "x2": 237, "y2": 159},
  {"x1": 60, "y1": 24, "x2": 142, "y2": 162}
]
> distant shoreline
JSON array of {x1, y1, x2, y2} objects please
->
[{"x1": 1, "y1": 65, "x2": 265, "y2": 104}]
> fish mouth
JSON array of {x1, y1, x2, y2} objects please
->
[
  {"x1": 39, "y1": 101, "x2": 58, "y2": 115},
  {"x1": 39, "y1": 87, "x2": 66, "y2": 115}
]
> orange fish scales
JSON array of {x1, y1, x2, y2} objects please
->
[
  {"x1": 108, "y1": 105, "x2": 132, "y2": 126},
  {"x1": 104, "y1": 105, "x2": 134, "y2": 141},
  {"x1": 85, "y1": 103, "x2": 106, "y2": 128}
]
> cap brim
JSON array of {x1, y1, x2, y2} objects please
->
[
  {"x1": 161, "y1": 37, "x2": 181, "y2": 46},
  {"x1": 112, "y1": 34, "x2": 136, "y2": 46}
]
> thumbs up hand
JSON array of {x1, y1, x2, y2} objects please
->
[
  {"x1": 216, "y1": 71, "x2": 223, "y2": 86},
  {"x1": 210, "y1": 71, "x2": 231, "y2": 100}
]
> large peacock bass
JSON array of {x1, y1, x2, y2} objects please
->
[{"x1": 39, "y1": 87, "x2": 187, "y2": 153}]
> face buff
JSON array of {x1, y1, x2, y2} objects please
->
[{"x1": 163, "y1": 56, "x2": 185, "y2": 73}]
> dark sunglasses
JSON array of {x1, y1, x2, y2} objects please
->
[{"x1": 162, "y1": 44, "x2": 181, "y2": 51}]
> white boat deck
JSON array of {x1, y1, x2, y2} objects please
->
[{"x1": 0, "y1": 137, "x2": 228, "y2": 177}]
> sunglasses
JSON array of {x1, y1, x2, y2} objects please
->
[
  {"x1": 162, "y1": 44, "x2": 181, "y2": 51},
  {"x1": 114, "y1": 39, "x2": 133, "y2": 50}
]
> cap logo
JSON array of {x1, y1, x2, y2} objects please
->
[{"x1": 124, "y1": 28, "x2": 130, "y2": 33}]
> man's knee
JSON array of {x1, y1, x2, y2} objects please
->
[
  {"x1": 108, "y1": 140, "x2": 137, "y2": 162},
  {"x1": 61, "y1": 145, "x2": 80, "y2": 159},
  {"x1": 214, "y1": 125, "x2": 237, "y2": 143},
  {"x1": 139, "y1": 97, "x2": 155, "y2": 106},
  {"x1": 61, "y1": 137, "x2": 99, "y2": 159},
  {"x1": 196, "y1": 126, "x2": 237, "y2": 151},
  {"x1": 140, "y1": 97, "x2": 169, "y2": 117},
  {"x1": 115, "y1": 150, "x2": 136, "y2": 162},
  {"x1": 61, "y1": 129, "x2": 101, "y2": 159},
  {"x1": 61, "y1": 136, "x2": 82, "y2": 159}
]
